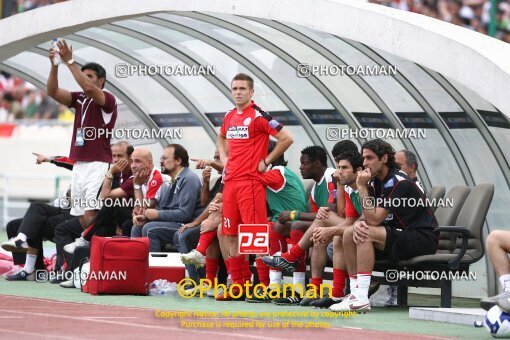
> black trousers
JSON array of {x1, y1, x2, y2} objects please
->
[
  {"x1": 6, "y1": 202, "x2": 72, "y2": 268},
  {"x1": 83, "y1": 206, "x2": 132, "y2": 241},
  {"x1": 54, "y1": 217, "x2": 83, "y2": 270}
]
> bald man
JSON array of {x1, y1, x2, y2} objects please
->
[{"x1": 130, "y1": 148, "x2": 170, "y2": 236}]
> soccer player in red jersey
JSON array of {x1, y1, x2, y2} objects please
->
[{"x1": 216, "y1": 73, "x2": 293, "y2": 300}]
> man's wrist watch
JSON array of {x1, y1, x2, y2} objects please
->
[
  {"x1": 67, "y1": 58, "x2": 74, "y2": 65},
  {"x1": 105, "y1": 172, "x2": 114, "y2": 180},
  {"x1": 133, "y1": 184, "x2": 141, "y2": 190}
]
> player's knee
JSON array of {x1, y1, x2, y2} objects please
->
[
  {"x1": 291, "y1": 221, "x2": 309, "y2": 232},
  {"x1": 487, "y1": 230, "x2": 503, "y2": 248},
  {"x1": 343, "y1": 226, "x2": 354, "y2": 244},
  {"x1": 272, "y1": 221, "x2": 286, "y2": 234}
]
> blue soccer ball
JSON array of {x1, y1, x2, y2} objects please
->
[{"x1": 485, "y1": 305, "x2": 510, "y2": 338}]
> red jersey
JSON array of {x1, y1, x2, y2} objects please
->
[
  {"x1": 344, "y1": 191, "x2": 360, "y2": 219},
  {"x1": 220, "y1": 102, "x2": 282, "y2": 182},
  {"x1": 69, "y1": 91, "x2": 117, "y2": 163}
]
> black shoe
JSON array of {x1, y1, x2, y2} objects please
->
[
  {"x1": 273, "y1": 289, "x2": 303, "y2": 305},
  {"x1": 6, "y1": 270, "x2": 35, "y2": 281},
  {"x1": 50, "y1": 272, "x2": 67, "y2": 284},
  {"x1": 246, "y1": 286, "x2": 274, "y2": 303},
  {"x1": 310, "y1": 296, "x2": 345, "y2": 308},
  {"x1": 300, "y1": 295, "x2": 320, "y2": 306},
  {"x1": 261, "y1": 255, "x2": 297, "y2": 272},
  {"x1": 1, "y1": 237, "x2": 28, "y2": 253}
]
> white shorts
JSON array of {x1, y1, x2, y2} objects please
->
[{"x1": 70, "y1": 161, "x2": 109, "y2": 216}]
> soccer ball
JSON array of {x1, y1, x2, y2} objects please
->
[{"x1": 485, "y1": 305, "x2": 510, "y2": 338}]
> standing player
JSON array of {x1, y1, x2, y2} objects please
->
[
  {"x1": 46, "y1": 39, "x2": 117, "y2": 229},
  {"x1": 217, "y1": 73, "x2": 293, "y2": 300}
]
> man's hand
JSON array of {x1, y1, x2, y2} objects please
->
[
  {"x1": 110, "y1": 159, "x2": 129, "y2": 175},
  {"x1": 133, "y1": 215, "x2": 146, "y2": 227},
  {"x1": 352, "y1": 221, "x2": 370, "y2": 244},
  {"x1": 191, "y1": 158, "x2": 212, "y2": 169},
  {"x1": 200, "y1": 218, "x2": 219, "y2": 234},
  {"x1": 277, "y1": 211, "x2": 291, "y2": 224},
  {"x1": 133, "y1": 168, "x2": 150, "y2": 186},
  {"x1": 208, "y1": 200, "x2": 222, "y2": 214},
  {"x1": 312, "y1": 227, "x2": 336, "y2": 244},
  {"x1": 32, "y1": 152, "x2": 50, "y2": 164},
  {"x1": 49, "y1": 47, "x2": 60, "y2": 66},
  {"x1": 56, "y1": 40, "x2": 73, "y2": 64},
  {"x1": 202, "y1": 167, "x2": 212, "y2": 185},
  {"x1": 179, "y1": 223, "x2": 196, "y2": 233},
  {"x1": 144, "y1": 209, "x2": 159, "y2": 221},
  {"x1": 258, "y1": 159, "x2": 269, "y2": 173},
  {"x1": 316, "y1": 207, "x2": 330, "y2": 220},
  {"x1": 356, "y1": 168, "x2": 372, "y2": 188},
  {"x1": 133, "y1": 205, "x2": 144, "y2": 216}
]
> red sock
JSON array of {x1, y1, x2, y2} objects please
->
[
  {"x1": 283, "y1": 245, "x2": 306, "y2": 263},
  {"x1": 255, "y1": 258, "x2": 270, "y2": 286},
  {"x1": 332, "y1": 269, "x2": 347, "y2": 298},
  {"x1": 195, "y1": 231, "x2": 216, "y2": 255},
  {"x1": 269, "y1": 225, "x2": 288, "y2": 255},
  {"x1": 243, "y1": 257, "x2": 252, "y2": 284},
  {"x1": 311, "y1": 277, "x2": 323, "y2": 290},
  {"x1": 224, "y1": 258, "x2": 230, "y2": 275},
  {"x1": 230, "y1": 255, "x2": 245, "y2": 285},
  {"x1": 295, "y1": 252, "x2": 307, "y2": 272},
  {"x1": 205, "y1": 258, "x2": 219, "y2": 283}
]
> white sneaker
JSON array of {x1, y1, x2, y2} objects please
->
[
  {"x1": 330, "y1": 294, "x2": 371, "y2": 312},
  {"x1": 1, "y1": 237, "x2": 28, "y2": 253},
  {"x1": 63, "y1": 237, "x2": 90, "y2": 254},
  {"x1": 180, "y1": 249, "x2": 206, "y2": 267},
  {"x1": 60, "y1": 279, "x2": 76, "y2": 288}
]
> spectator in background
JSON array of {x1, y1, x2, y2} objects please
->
[
  {"x1": 2, "y1": 92, "x2": 24, "y2": 119},
  {"x1": 36, "y1": 93, "x2": 59, "y2": 119}
]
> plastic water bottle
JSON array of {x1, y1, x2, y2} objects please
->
[{"x1": 51, "y1": 38, "x2": 61, "y2": 66}]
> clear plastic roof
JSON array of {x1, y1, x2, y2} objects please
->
[{"x1": 1, "y1": 11, "x2": 508, "y2": 230}]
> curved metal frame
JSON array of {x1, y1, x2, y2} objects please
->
[
  {"x1": 102, "y1": 23, "x2": 234, "y2": 105},
  {"x1": 68, "y1": 33, "x2": 218, "y2": 142},
  {"x1": 424, "y1": 69, "x2": 510, "y2": 187},
  {"x1": 345, "y1": 41, "x2": 475, "y2": 186},
  {"x1": 135, "y1": 15, "x2": 328, "y2": 158},
  {"x1": 250, "y1": 17, "x2": 432, "y2": 189},
  {"x1": 173, "y1": 11, "x2": 366, "y2": 161}
]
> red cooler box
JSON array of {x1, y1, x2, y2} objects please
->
[{"x1": 147, "y1": 253, "x2": 185, "y2": 284}]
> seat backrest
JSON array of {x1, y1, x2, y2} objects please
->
[
  {"x1": 435, "y1": 186, "x2": 471, "y2": 226},
  {"x1": 426, "y1": 186, "x2": 446, "y2": 213},
  {"x1": 436, "y1": 186, "x2": 471, "y2": 253},
  {"x1": 453, "y1": 183, "x2": 495, "y2": 261}
]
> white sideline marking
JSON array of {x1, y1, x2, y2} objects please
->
[
  {"x1": 82, "y1": 316, "x2": 139, "y2": 319},
  {"x1": 0, "y1": 328, "x2": 80, "y2": 339}
]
